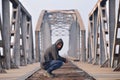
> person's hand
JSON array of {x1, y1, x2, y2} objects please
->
[{"x1": 65, "y1": 59, "x2": 69, "y2": 63}]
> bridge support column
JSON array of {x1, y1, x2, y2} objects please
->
[
  {"x1": 93, "y1": 11, "x2": 98, "y2": 64},
  {"x1": 42, "y1": 21, "x2": 51, "y2": 51},
  {"x1": 77, "y1": 23, "x2": 80, "y2": 61},
  {"x1": 13, "y1": 5, "x2": 21, "y2": 67},
  {"x1": 40, "y1": 27, "x2": 44, "y2": 62},
  {"x1": 2, "y1": 0, "x2": 11, "y2": 69},
  {"x1": 29, "y1": 20, "x2": 34, "y2": 63},
  {"x1": 40, "y1": 12, "x2": 51, "y2": 62},
  {"x1": 81, "y1": 30, "x2": 86, "y2": 62},
  {"x1": 35, "y1": 31, "x2": 40, "y2": 62},
  {"x1": 100, "y1": 23, "x2": 106, "y2": 65},
  {"x1": 69, "y1": 20, "x2": 78, "y2": 58},
  {"x1": 26, "y1": 20, "x2": 33, "y2": 64},
  {"x1": 21, "y1": 13, "x2": 27, "y2": 65},
  {"x1": 109, "y1": 0, "x2": 115, "y2": 67}
]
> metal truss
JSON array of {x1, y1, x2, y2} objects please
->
[
  {"x1": 47, "y1": 10, "x2": 74, "y2": 37},
  {"x1": 1, "y1": 0, "x2": 34, "y2": 70},
  {"x1": 35, "y1": 10, "x2": 86, "y2": 62},
  {"x1": 88, "y1": 0, "x2": 120, "y2": 71},
  {"x1": 112, "y1": 0, "x2": 120, "y2": 71}
]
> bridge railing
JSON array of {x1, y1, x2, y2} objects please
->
[
  {"x1": 87, "y1": 0, "x2": 120, "y2": 71},
  {"x1": 0, "y1": 0, "x2": 34, "y2": 72}
]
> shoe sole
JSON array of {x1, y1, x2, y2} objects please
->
[{"x1": 43, "y1": 72, "x2": 54, "y2": 78}]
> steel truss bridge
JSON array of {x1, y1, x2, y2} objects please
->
[
  {"x1": 0, "y1": 0, "x2": 120, "y2": 79},
  {"x1": 35, "y1": 10, "x2": 86, "y2": 63}
]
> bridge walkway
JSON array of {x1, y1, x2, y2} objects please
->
[
  {"x1": 0, "y1": 63, "x2": 40, "y2": 80},
  {"x1": 72, "y1": 61, "x2": 120, "y2": 80},
  {"x1": 0, "y1": 61, "x2": 120, "y2": 80}
]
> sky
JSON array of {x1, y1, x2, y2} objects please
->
[
  {"x1": 19, "y1": 0, "x2": 97, "y2": 29},
  {"x1": 0, "y1": 0, "x2": 98, "y2": 56}
]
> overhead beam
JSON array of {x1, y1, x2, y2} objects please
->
[
  {"x1": 75, "y1": 10, "x2": 85, "y2": 30},
  {"x1": 89, "y1": 0, "x2": 107, "y2": 17},
  {"x1": 10, "y1": 0, "x2": 31, "y2": 18},
  {"x1": 35, "y1": 10, "x2": 46, "y2": 31}
]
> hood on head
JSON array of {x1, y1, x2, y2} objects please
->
[{"x1": 55, "y1": 39, "x2": 63, "y2": 50}]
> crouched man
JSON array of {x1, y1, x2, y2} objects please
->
[{"x1": 40, "y1": 39, "x2": 68, "y2": 78}]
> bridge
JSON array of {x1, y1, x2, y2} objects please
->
[{"x1": 0, "y1": 0, "x2": 120, "y2": 80}]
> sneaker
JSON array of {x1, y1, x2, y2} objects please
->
[
  {"x1": 43, "y1": 71, "x2": 55, "y2": 78},
  {"x1": 50, "y1": 73, "x2": 55, "y2": 77}
]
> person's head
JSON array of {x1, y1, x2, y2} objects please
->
[
  {"x1": 57, "y1": 42, "x2": 63, "y2": 50},
  {"x1": 55, "y1": 39, "x2": 63, "y2": 50}
]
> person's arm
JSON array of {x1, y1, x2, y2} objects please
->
[
  {"x1": 58, "y1": 55, "x2": 68, "y2": 63},
  {"x1": 51, "y1": 46, "x2": 58, "y2": 60}
]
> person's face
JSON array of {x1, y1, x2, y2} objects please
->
[{"x1": 57, "y1": 43, "x2": 62, "y2": 49}]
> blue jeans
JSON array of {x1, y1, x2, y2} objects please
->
[{"x1": 44, "y1": 60, "x2": 63, "y2": 73}]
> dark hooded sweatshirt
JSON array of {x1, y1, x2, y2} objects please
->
[{"x1": 41, "y1": 39, "x2": 66, "y2": 69}]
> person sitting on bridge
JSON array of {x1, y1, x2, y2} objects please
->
[{"x1": 41, "y1": 38, "x2": 68, "y2": 78}]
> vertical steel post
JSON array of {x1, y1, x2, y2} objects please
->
[
  {"x1": 42, "y1": 17, "x2": 51, "y2": 51},
  {"x1": 2, "y1": 0, "x2": 11, "y2": 69},
  {"x1": 21, "y1": 13, "x2": 27, "y2": 65},
  {"x1": 69, "y1": 20, "x2": 77, "y2": 58},
  {"x1": 81, "y1": 30, "x2": 86, "y2": 62},
  {"x1": 109, "y1": 0, "x2": 115, "y2": 66},
  {"x1": 35, "y1": 31, "x2": 40, "y2": 62},
  {"x1": 14, "y1": 5, "x2": 21, "y2": 67}
]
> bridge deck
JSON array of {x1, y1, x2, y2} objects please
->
[
  {"x1": 0, "y1": 63, "x2": 40, "y2": 80},
  {"x1": 26, "y1": 61, "x2": 95, "y2": 80},
  {"x1": 72, "y1": 61, "x2": 120, "y2": 80},
  {"x1": 0, "y1": 61, "x2": 120, "y2": 80}
]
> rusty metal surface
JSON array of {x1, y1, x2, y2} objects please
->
[{"x1": 26, "y1": 62, "x2": 95, "y2": 80}]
